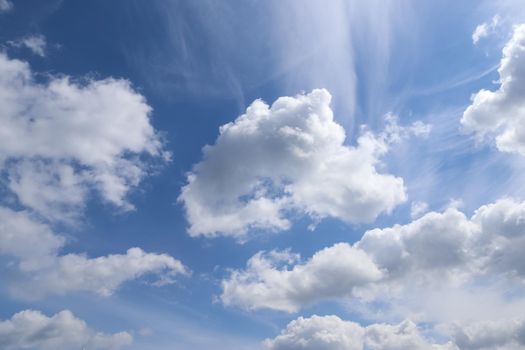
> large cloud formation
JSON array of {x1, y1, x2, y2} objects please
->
[
  {"x1": 0, "y1": 53, "x2": 167, "y2": 221},
  {"x1": 264, "y1": 315, "x2": 525, "y2": 350},
  {"x1": 221, "y1": 198, "x2": 525, "y2": 314},
  {"x1": 0, "y1": 309, "x2": 132, "y2": 350},
  {"x1": 180, "y1": 89, "x2": 428, "y2": 238},
  {"x1": 0, "y1": 207, "x2": 188, "y2": 299},
  {"x1": 462, "y1": 24, "x2": 525, "y2": 156},
  {"x1": 0, "y1": 53, "x2": 186, "y2": 299}
]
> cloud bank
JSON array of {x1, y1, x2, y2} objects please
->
[
  {"x1": 0, "y1": 207, "x2": 187, "y2": 299},
  {"x1": 265, "y1": 315, "x2": 525, "y2": 350}
]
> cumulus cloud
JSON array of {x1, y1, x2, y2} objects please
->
[
  {"x1": 180, "y1": 89, "x2": 428, "y2": 238},
  {"x1": 221, "y1": 198, "x2": 525, "y2": 313},
  {"x1": 8, "y1": 35, "x2": 47, "y2": 56},
  {"x1": 0, "y1": 207, "x2": 188, "y2": 299},
  {"x1": 462, "y1": 24, "x2": 525, "y2": 155},
  {"x1": 472, "y1": 15, "x2": 501, "y2": 45},
  {"x1": 265, "y1": 315, "x2": 525, "y2": 350},
  {"x1": 0, "y1": 53, "x2": 167, "y2": 221},
  {"x1": 221, "y1": 244, "x2": 382, "y2": 312},
  {"x1": 0, "y1": 309, "x2": 132, "y2": 350},
  {"x1": 0, "y1": 0, "x2": 12, "y2": 13},
  {"x1": 264, "y1": 315, "x2": 455, "y2": 350}
]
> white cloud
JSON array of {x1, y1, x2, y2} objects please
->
[
  {"x1": 462, "y1": 24, "x2": 525, "y2": 156},
  {"x1": 8, "y1": 35, "x2": 47, "y2": 56},
  {"x1": 264, "y1": 315, "x2": 455, "y2": 350},
  {"x1": 265, "y1": 315, "x2": 525, "y2": 350},
  {"x1": 0, "y1": 207, "x2": 64, "y2": 271},
  {"x1": 180, "y1": 89, "x2": 428, "y2": 238},
  {"x1": 0, "y1": 0, "x2": 12, "y2": 13},
  {"x1": 221, "y1": 244, "x2": 383, "y2": 312},
  {"x1": 410, "y1": 201, "x2": 428, "y2": 219},
  {"x1": 0, "y1": 53, "x2": 167, "y2": 221},
  {"x1": 472, "y1": 15, "x2": 501, "y2": 45},
  {"x1": 221, "y1": 198, "x2": 525, "y2": 314},
  {"x1": 0, "y1": 309, "x2": 132, "y2": 350},
  {"x1": 0, "y1": 206, "x2": 188, "y2": 299}
]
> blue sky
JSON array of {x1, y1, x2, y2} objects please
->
[{"x1": 2, "y1": 1, "x2": 525, "y2": 349}]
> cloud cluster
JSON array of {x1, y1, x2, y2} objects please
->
[
  {"x1": 264, "y1": 315, "x2": 452, "y2": 350},
  {"x1": 0, "y1": 309, "x2": 132, "y2": 350},
  {"x1": 0, "y1": 207, "x2": 188, "y2": 299},
  {"x1": 180, "y1": 89, "x2": 428, "y2": 238},
  {"x1": 0, "y1": 53, "x2": 167, "y2": 221},
  {"x1": 462, "y1": 24, "x2": 525, "y2": 156},
  {"x1": 0, "y1": 53, "x2": 186, "y2": 299},
  {"x1": 221, "y1": 198, "x2": 525, "y2": 313},
  {"x1": 265, "y1": 315, "x2": 525, "y2": 350}
]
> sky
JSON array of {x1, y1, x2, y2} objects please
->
[{"x1": 1, "y1": 0, "x2": 525, "y2": 349}]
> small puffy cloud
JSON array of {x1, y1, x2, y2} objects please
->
[
  {"x1": 0, "y1": 309, "x2": 132, "y2": 350},
  {"x1": 0, "y1": 0, "x2": 12, "y2": 13},
  {"x1": 472, "y1": 15, "x2": 501, "y2": 44},
  {"x1": 462, "y1": 24, "x2": 525, "y2": 155},
  {"x1": 221, "y1": 198, "x2": 525, "y2": 313},
  {"x1": 8, "y1": 35, "x2": 47, "y2": 56},
  {"x1": 0, "y1": 53, "x2": 167, "y2": 221},
  {"x1": 264, "y1": 315, "x2": 455, "y2": 350},
  {"x1": 0, "y1": 206, "x2": 188, "y2": 299},
  {"x1": 221, "y1": 244, "x2": 382, "y2": 312},
  {"x1": 180, "y1": 89, "x2": 428, "y2": 238}
]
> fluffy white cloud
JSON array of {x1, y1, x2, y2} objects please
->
[
  {"x1": 0, "y1": 53, "x2": 167, "y2": 220},
  {"x1": 0, "y1": 207, "x2": 188, "y2": 299},
  {"x1": 472, "y1": 15, "x2": 501, "y2": 45},
  {"x1": 265, "y1": 315, "x2": 525, "y2": 350},
  {"x1": 0, "y1": 0, "x2": 12, "y2": 13},
  {"x1": 221, "y1": 244, "x2": 382, "y2": 312},
  {"x1": 221, "y1": 198, "x2": 525, "y2": 313},
  {"x1": 0, "y1": 309, "x2": 132, "y2": 350},
  {"x1": 180, "y1": 89, "x2": 428, "y2": 238},
  {"x1": 8, "y1": 35, "x2": 47, "y2": 56},
  {"x1": 264, "y1": 315, "x2": 455, "y2": 350},
  {"x1": 462, "y1": 24, "x2": 525, "y2": 155}
]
